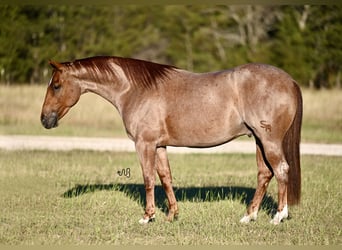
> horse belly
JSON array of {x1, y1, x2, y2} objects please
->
[
  {"x1": 158, "y1": 72, "x2": 248, "y2": 147},
  {"x1": 163, "y1": 104, "x2": 247, "y2": 147}
]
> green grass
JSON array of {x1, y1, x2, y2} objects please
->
[
  {"x1": 0, "y1": 85, "x2": 342, "y2": 143},
  {"x1": 0, "y1": 150, "x2": 340, "y2": 245}
]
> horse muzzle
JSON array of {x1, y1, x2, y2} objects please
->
[{"x1": 41, "y1": 112, "x2": 58, "y2": 129}]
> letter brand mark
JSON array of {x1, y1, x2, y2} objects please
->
[{"x1": 260, "y1": 120, "x2": 272, "y2": 132}]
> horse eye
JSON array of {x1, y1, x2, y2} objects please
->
[{"x1": 53, "y1": 84, "x2": 61, "y2": 90}]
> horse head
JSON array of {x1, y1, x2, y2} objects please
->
[{"x1": 40, "y1": 61, "x2": 81, "y2": 129}]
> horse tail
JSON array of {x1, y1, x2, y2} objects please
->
[{"x1": 283, "y1": 81, "x2": 303, "y2": 205}]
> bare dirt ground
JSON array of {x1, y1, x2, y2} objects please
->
[{"x1": 1, "y1": 135, "x2": 342, "y2": 156}]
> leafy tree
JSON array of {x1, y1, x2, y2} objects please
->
[
  {"x1": 308, "y1": 5, "x2": 342, "y2": 88},
  {"x1": 270, "y1": 6, "x2": 316, "y2": 87},
  {"x1": 0, "y1": 6, "x2": 31, "y2": 83},
  {"x1": 0, "y1": 5, "x2": 341, "y2": 88}
]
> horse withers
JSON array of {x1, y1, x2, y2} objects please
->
[{"x1": 41, "y1": 56, "x2": 302, "y2": 225}]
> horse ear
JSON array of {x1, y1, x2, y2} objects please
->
[{"x1": 49, "y1": 60, "x2": 63, "y2": 71}]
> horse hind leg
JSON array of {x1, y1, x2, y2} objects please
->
[
  {"x1": 261, "y1": 140, "x2": 290, "y2": 225},
  {"x1": 270, "y1": 159, "x2": 290, "y2": 225},
  {"x1": 240, "y1": 140, "x2": 274, "y2": 223}
]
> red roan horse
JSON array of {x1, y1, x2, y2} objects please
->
[{"x1": 41, "y1": 56, "x2": 302, "y2": 225}]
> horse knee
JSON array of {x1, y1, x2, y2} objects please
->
[
  {"x1": 143, "y1": 176, "x2": 155, "y2": 190},
  {"x1": 157, "y1": 167, "x2": 169, "y2": 180}
]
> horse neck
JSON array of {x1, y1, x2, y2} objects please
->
[{"x1": 76, "y1": 73, "x2": 130, "y2": 117}]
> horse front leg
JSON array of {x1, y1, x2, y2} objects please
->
[
  {"x1": 135, "y1": 140, "x2": 157, "y2": 224},
  {"x1": 156, "y1": 147, "x2": 179, "y2": 222}
]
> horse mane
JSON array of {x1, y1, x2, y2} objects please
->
[{"x1": 63, "y1": 56, "x2": 177, "y2": 89}]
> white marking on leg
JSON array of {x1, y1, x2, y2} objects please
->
[
  {"x1": 270, "y1": 204, "x2": 288, "y2": 225},
  {"x1": 139, "y1": 214, "x2": 156, "y2": 225},
  {"x1": 240, "y1": 210, "x2": 258, "y2": 224},
  {"x1": 279, "y1": 161, "x2": 289, "y2": 176}
]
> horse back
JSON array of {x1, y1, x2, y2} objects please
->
[{"x1": 123, "y1": 63, "x2": 299, "y2": 148}]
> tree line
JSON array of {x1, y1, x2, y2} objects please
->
[{"x1": 0, "y1": 5, "x2": 341, "y2": 88}]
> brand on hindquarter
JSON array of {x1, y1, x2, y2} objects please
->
[{"x1": 260, "y1": 120, "x2": 272, "y2": 132}]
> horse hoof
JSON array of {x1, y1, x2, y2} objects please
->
[
  {"x1": 240, "y1": 211, "x2": 257, "y2": 224},
  {"x1": 270, "y1": 214, "x2": 287, "y2": 225},
  {"x1": 270, "y1": 218, "x2": 279, "y2": 225},
  {"x1": 270, "y1": 215, "x2": 283, "y2": 225},
  {"x1": 270, "y1": 205, "x2": 288, "y2": 225},
  {"x1": 165, "y1": 213, "x2": 178, "y2": 223},
  {"x1": 240, "y1": 215, "x2": 251, "y2": 224},
  {"x1": 139, "y1": 214, "x2": 155, "y2": 225}
]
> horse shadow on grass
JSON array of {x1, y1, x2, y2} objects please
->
[{"x1": 63, "y1": 183, "x2": 278, "y2": 216}]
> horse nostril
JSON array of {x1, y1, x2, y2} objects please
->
[
  {"x1": 41, "y1": 112, "x2": 58, "y2": 129},
  {"x1": 40, "y1": 114, "x2": 46, "y2": 123}
]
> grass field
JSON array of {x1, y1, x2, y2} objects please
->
[
  {"x1": 0, "y1": 85, "x2": 341, "y2": 245},
  {"x1": 0, "y1": 150, "x2": 340, "y2": 245},
  {"x1": 0, "y1": 85, "x2": 342, "y2": 143}
]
